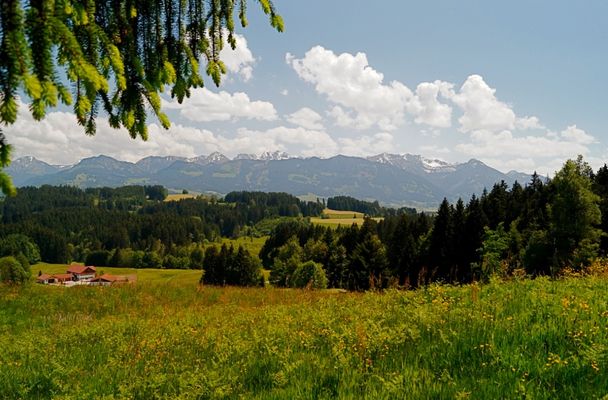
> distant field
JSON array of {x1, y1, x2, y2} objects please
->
[
  {"x1": 2, "y1": 277, "x2": 608, "y2": 398},
  {"x1": 205, "y1": 236, "x2": 268, "y2": 257},
  {"x1": 323, "y1": 208, "x2": 365, "y2": 219},
  {"x1": 164, "y1": 193, "x2": 198, "y2": 202},
  {"x1": 34, "y1": 263, "x2": 202, "y2": 285},
  {"x1": 311, "y1": 208, "x2": 382, "y2": 227}
]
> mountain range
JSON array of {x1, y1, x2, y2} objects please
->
[{"x1": 6, "y1": 152, "x2": 533, "y2": 208}]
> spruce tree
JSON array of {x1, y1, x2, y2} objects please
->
[{"x1": 0, "y1": 0, "x2": 283, "y2": 193}]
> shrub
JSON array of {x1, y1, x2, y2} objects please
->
[
  {"x1": 291, "y1": 261, "x2": 328, "y2": 289},
  {"x1": 0, "y1": 256, "x2": 30, "y2": 284}
]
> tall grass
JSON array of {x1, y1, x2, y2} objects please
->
[{"x1": 1, "y1": 276, "x2": 608, "y2": 398}]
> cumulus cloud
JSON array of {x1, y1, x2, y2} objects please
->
[
  {"x1": 162, "y1": 88, "x2": 277, "y2": 122},
  {"x1": 219, "y1": 32, "x2": 255, "y2": 81},
  {"x1": 406, "y1": 81, "x2": 454, "y2": 128},
  {"x1": 287, "y1": 46, "x2": 411, "y2": 131},
  {"x1": 3, "y1": 101, "x2": 339, "y2": 163},
  {"x1": 418, "y1": 145, "x2": 451, "y2": 156},
  {"x1": 560, "y1": 125, "x2": 595, "y2": 144},
  {"x1": 455, "y1": 124, "x2": 597, "y2": 173},
  {"x1": 516, "y1": 116, "x2": 545, "y2": 130},
  {"x1": 286, "y1": 107, "x2": 324, "y2": 130},
  {"x1": 337, "y1": 133, "x2": 395, "y2": 157},
  {"x1": 233, "y1": 126, "x2": 338, "y2": 158},
  {"x1": 448, "y1": 75, "x2": 517, "y2": 133},
  {"x1": 288, "y1": 47, "x2": 539, "y2": 131},
  {"x1": 3, "y1": 103, "x2": 214, "y2": 164}
]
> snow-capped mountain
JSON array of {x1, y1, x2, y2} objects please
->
[
  {"x1": 136, "y1": 156, "x2": 186, "y2": 173},
  {"x1": 258, "y1": 151, "x2": 291, "y2": 161},
  {"x1": 187, "y1": 152, "x2": 230, "y2": 165},
  {"x1": 7, "y1": 153, "x2": 534, "y2": 207},
  {"x1": 234, "y1": 153, "x2": 258, "y2": 160},
  {"x1": 367, "y1": 153, "x2": 456, "y2": 174},
  {"x1": 233, "y1": 151, "x2": 291, "y2": 161}
]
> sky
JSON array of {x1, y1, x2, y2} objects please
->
[{"x1": 5, "y1": 0, "x2": 608, "y2": 175}]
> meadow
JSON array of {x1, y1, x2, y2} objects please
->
[
  {"x1": 310, "y1": 209, "x2": 383, "y2": 228},
  {"x1": 164, "y1": 193, "x2": 199, "y2": 202},
  {"x1": 33, "y1": 263, "x2": 202, "y2": 285},
  {"x1": 216, "y1": 236, "x2": 268, "y2": 258},
  {"x1": 1, "y1": 275, "x2": 608, "y2": 399}
]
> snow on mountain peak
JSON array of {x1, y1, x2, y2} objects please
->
[
  {"x1": 367, "y1": 153, "x2": 456, "y2": 173},
  {"x1": 258, "y1": 151, "x2": 290, "y2": 161}
]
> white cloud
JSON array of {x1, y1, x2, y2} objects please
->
[
  {"x1": 286, "y1": 107, "x2": 324, "y2": 130},
  {"x1": 418, "y1": 145, "x2": 451, "y2": 156},
  {"x1": 3, "y1": 102, "x2": 214, "y2": 164},
  {"x1": 162, "y1": 88, "x2": 277, "y2": 122},
  {"x1": 449, "y1": 75, "x2": 517, "y2": 133},
  {"x1": 233, "y1": 126, "x2": 338, "y2": 158},
  {"x1": 516, "y1": 116, "x2": 545, "y2": 130},
  {"x1": 287, "y1": 46, "x2": 411, "y2": 131},
  {"x1": 406, "y1": 81, "x2": 454, "y2": 128},
  {"x1": 455, "y1": 125, "x2": 597, "y2": 173},
  {"x1": 337, "y1": 133, "x2": 395, "y2": 157},
  {"x1": 280, "y1": 89, "x2": 289, "y2": 96},
  {"x1": 3, "y1": 102, "x2": 341, "y2": 163},
  {"x1": 287, "y1": 46, "x2": 478, "y2": 131},
  {"x1": 219, "y1": 32, "x2": 255, "y2": 81},
  {"x1": 560, "y1": 124, "x2": 595, "y2": 144}
]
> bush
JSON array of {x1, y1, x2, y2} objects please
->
[
  {"x1": 0, "y1": 234, "x2": 40, "y2": 264},
  {"x1": 0, "y1": 256, "x2": 30, "y2": 284},
  {"x1": 291, "y1": 261, "x2": 328, "y2": 289}
]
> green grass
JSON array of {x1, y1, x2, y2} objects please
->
[
  {"x1": 310, "y1": 209, "x2": 383, "y2": 227},
  {"x1": 323, "y1": 208, "x2": 365, "y2": 219},
  {"x1": 1, "y1": 276, "x2": 608, "y2": 398},
  {"x1": 217, "y1": 236, "x2": 268, "y2": 257},
  {"x1": 34, "y1": 262, "x2": 202, "y2": 285},
  {"x1": 164, "y1": 193, "x2": 198, "y2": 202}
]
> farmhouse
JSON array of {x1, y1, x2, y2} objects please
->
[
  {"x1": 36, "y1": 274, "x2": 55, "y2": 284},
  {"x1": 67, "y1": 265, "x2": 97, "y2": 281},
  {"x1": 53, "y1": 273, "x2": 75, "y2": 284},
  {"x1": 36, "y1": 265, "x2": 136, "y2": 286},
  {"x1": 89, "y1": 274, "x2": 137, "y2": 286}
]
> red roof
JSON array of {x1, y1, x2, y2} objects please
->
[
  {"x1": 67, "y1": 265, "x2": 96, "y2": 274},
  {"x1": 53, "y1": 273, "x2": 73, "y2": 281},
  {"x1": 36, "y1": 274, "x2": 53, "y2": 281},
  {"x1": 90, "y1": 274, "x2": 136, "y2": 283},
  {"x1": 90, "y1": 274, "x2": 118, "y2": 282}
]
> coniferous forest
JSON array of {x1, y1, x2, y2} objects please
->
[{"x1": 1, "y1": 156, "x2": 607, "y2": 290}]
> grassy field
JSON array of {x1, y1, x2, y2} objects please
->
[
  {"x1": 2, "y1": 276, "x2": 608, "y2": 398},
  {"x1": 34, "y1": 262, "x2": 203, "y2": 285},
  {"x1": 216, "y1": 236, "x2": 268, "y2": 257},
  {"x1": 164, "y1": 193, "x2": 199, "y2": 202},
  {"x1": 323, "y1": 209, "x2": 366, "y2": 219},
  {"x1": 310, "y1": 209, "x2": 383, "y2": 228}
]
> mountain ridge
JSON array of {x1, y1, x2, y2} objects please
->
[{"x1": 6, "y1": 152, "x2": 535, "y2": 208}]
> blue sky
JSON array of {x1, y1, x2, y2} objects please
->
[{"x1": 6, "y1": 1, "x2": 608, "y2": 174}]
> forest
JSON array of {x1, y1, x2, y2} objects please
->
[
  {"x1": 0, "y1": 186, "x2": 322, "y2": 283},
  {"x1": 1, "y1": 156, "x2": 607, "y2": 290},
  {"x1": 261, "y1": 156, "x2": 608, "y2": 289}
]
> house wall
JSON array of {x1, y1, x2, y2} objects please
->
[{"x1": 74, "y1": 273, "x2": 96, "y2": 281}]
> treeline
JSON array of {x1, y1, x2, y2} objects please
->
[
  {"x1": 2, "y1": 185, "x2": 169, "y2": 222},
  {"x1": 0, "y1": 186, "x2": 322, "y2": 267},
  {"x1": 224, "y1": 191, "x2": 324, "y2": 218},
  {"x1": 327, "y1": 195, "x2": 416, "y2": 217},
  {"x1": 260, "y1": 157, "x2": 608, "y2": 289}
]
